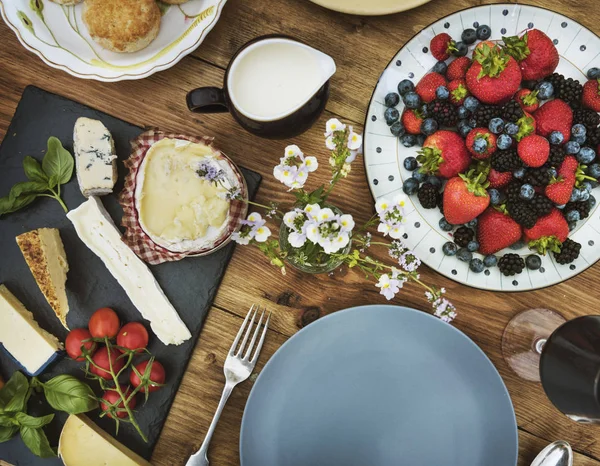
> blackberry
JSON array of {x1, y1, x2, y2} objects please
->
[
  {"x1": 572, "y1": 108, "x2": 600, "y2": 130},
  {"x1": 548, "y1": 145, "x2": 566, "y2": 167},
  {"x1": 437, "y1": 194, "x2": 444, "y2": 213},
  {"x1": 453, "y1": 226, "x2": 474, "y2": 247},
  {"x1": 565, "y1": 200, "x2": 592, "y2": 220},
  {"x1": 501, "y1": 100, "x2": 524, "y2": 123},
  {"x1": 507, "y1": 201, "x2": 537, "y2": 228},
  {"x1": 530, "y1": 195, "x2": 554, "y2": 217},
  {"x1": 524, "y1": 167, "x2": 551, "y2": 187},
  {"x1": 505, "y1": 181, "x2": 523, "y2": 203},
  {"x1": 587, "y1": 127, "x2": 600, "y2": 146},
  {"x1": 427, "y1": 100, "x2": 458, "y2": 127},
  {"x1": 472, "y1": 104, "x2": 502, "y2": 127},
  {"x1": 417, "y1": 183, "x2": 439, "y2": 209},
  {"x1": 498, "y1": 253, "x2": 525, "y2": 276},
  {"x1": 554, "y1": 238, "x2": 581, "y2": 264},
  {"x1": 491, "y1": 148, "x2": 523, "y2": 172},
  {"x1": 546, "y1": 73, "x2": 583, "y2": 108}
]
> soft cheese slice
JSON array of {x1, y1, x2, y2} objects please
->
[
  {"x1": 16, "y1": 228, "x2": 70, "y2": 329},
  {"x1": 67, "y1": 196, "x2": 192, "y2": 345},
  {"x1": 59, "y1": 414, "x2": 151, "y2": 466},
  {"x1": 74, "y1": 117, "x2": 118, "y2": 197},
  {"x1": 0, "y1": 284, "x2": 63, "y2": 376}
]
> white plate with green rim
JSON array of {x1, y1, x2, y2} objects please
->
[
  {"x1": 363, "y1": 4, "x2": 600, "y2": 292},
  {"x1": 0, "y1": 0, "x2": 226, "y2": 82},
  {"x1": 308, "y1": 0, "x2": 433, "y2": 16}
]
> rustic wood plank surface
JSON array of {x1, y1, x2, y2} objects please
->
[{"x1": 2, "y1": 0, "x2": 600, "y2": 465}]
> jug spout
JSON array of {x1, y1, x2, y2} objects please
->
[{"x1": 306, "y1": 45, "x2": 337, "y2": 87}]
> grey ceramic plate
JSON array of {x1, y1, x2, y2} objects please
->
[{"x1": 240, "y1": 305, "x2": 518, "y2": 466}]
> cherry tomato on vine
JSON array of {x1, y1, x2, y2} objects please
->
[
  {"x1": 116, "y1": 322, "x2": 149, "y2": 353},
  {"x1": 90, "y1": 347, "x2": 124, "y2": 380},
  {"x1": 89, "y1": 307, "x2": 120, "y2": 339},
  {"x1": 100, "y1": 385, "x2": 137, "y2": 419},
  {"x1": 130, "y1": 360, "x2": 166, "y2": 393},
  {"x1": 65, "y1": 328, "x2": 97, "y2": 361}
]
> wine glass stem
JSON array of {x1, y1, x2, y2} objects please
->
[{"x1": 534, "y1": 338, "x2": 547, "y2": 354}]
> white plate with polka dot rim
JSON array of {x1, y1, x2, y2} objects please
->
[{"x1": 363, "y1": 3, "x2": 600, "y2": 292}]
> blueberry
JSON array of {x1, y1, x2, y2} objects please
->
[
  {"x1": 403, "y1": 156, "x2": 418, "y2": 171},
  {"x1": 427, "y1": 176, "x2": 442, "y2": 189},
  {"x1": 556, "y1": 204, "x2": 566, "y2": 209},
  {"x1": 457, "y1": 248, "x2": 473, "y2": 262},
  {"x1": 505, "y1": 122, "x2": 519, "y2": 136},
  {"x1": 535, "y1": 81, "x2": 554, "y2": 100},
  {"x1": 413, "y1": 170, "x2": 427, "y2": 182},
  {"x1": 451, "y1": 41, "x2": 468, "y2": 57},
  {"x1": 588, "y1": 163, "x2": 600, "y2": 178},
  {"x1": 572, "y1": 124, "x2": 587, "y2": 138},
  {"x1": 458, "y1": 120, "x2": 473, "y2": 138},
  {"x1": 469, "y1": 258, "x2": 485, "y2": 273},
  {"x1": 510, "y1": 240, "x2": 526, "y2": 250},
  {"x1": 419, "y1": 103, "x2": 430, "y2": 118},
  {"x1": 484, "y1": 255, "x2": 498, "y2": 267},
  {"x1": 384, "y1": 107, "x2": 400, "y2": 125},
  {"x1": 467, "y1": 118, "x2": 478, "y2": 128},
  {"x1": 566, "y1": 209, "x2": 581, "y2": 222},
  {"x1": 416, "y1": 134, "x2": 426, "y2": 146},
  {"x1": 577, "y1": 146, "x2": 596, "y2": 164},
  {"x1": 400, "y1": 134, "x2": 417, "y2": 147},
  {"x1": 520, "y1": 183, "x2": 535, "y2": 200},
  {"x1": 457, "y1": 106, "x2": 470, "y2": 119},
  {"x1": 565, "y1": 141, "x2": 581, "y2": 154},
  {"x1": 384, "y1": 92, "x2": 400, "y2": 108},
  {"x1": 568, "y1": 221, "x2": 578, "y2": 231},
  {"x1": 489, "y1": 117, "x2": 505, "y2": 134},
  {"x1": 476, "y1": 24, "x2": 491, "y2": 40},
  {"x1": 549, "y1": 131, "x2": 564, "y2": 145},
  {"x1": 472, "y1": 137, "x2": 488, "y2": 154},
  {"x1": 513, "y1": 167, "x2": 526, "y2": 179},
  {"x1": 489, "y1": 188, "x2": 501, "y2": 205},
  {"x1": 442, "y1": 241, "x2": 458, "y2": 255},
  {"x1": 573, "y1": 134, "x2": 587, "y2": 145},
  {"x1": 569, "y1": 189, "x2": 582, "y2": 202},
  {"x1": 526, "y1": 255, "x2": 542, "y2": 270},
  {"x1": 464, "y1": 96, "x2": 480, "y2": 112},
  {"x1": 590, "y1": 180, "x2": 600, "y2": 188},
  {"x1": 403, "y1": 91, "x2": 421, "y2": 109},
  {"x1": 580, "y1": 190, "x2": 591, "y2": 201},
  {"x1": 398, "y1": 79, "x2": 414, "y2": 95},
  {"x1": 587, "y1": 67, "x2": 600, "y2": 79},
  {"x1": 390, "y1": 121, "x2": 405, "y2": 137},
  {"x1": 461, "y1": 28, "x2": 477, "y2": 45},
  {"x1": 590, "y1": 194, "x2": 597, "y2": 208},
  {"x1": 439, "y1": 218, "x2": 454, "y2": 232},
  {"x1": 435, "y1": 86, "x2": 450, "y2": 101},
  {"x1": 421, "y1": 118, "x2": 439, "y2": 136},
  {"x1": 466, "y1": 218, "x2": 478, "y2": 228},
  {"x1": 497, "y1": 134, "x2": 513, "y2": 150},
  {"x1": 582, "y1": 180, "x2": 593, "y2": 193},
  {"x1": 432, "y1": 61, "x2": 448, "y2": 75},
  {"x1": 402, "y1": 177, "x2": 419, "y2": 195},
  {"x1": 548, "y1": 167, "x2": 558, "y2": 178},
  {"x1": 467, "y1": 240, "x2": 480, "y2": 252}
]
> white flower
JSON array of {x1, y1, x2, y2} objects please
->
[
  {"x1": 304, "y1": 203, "x2": 320, "y2": 218},
  {"x1": 304, "y1": 156, "x2": 319, "y2": 172},
  {"x1": 339, "y1": 214, "x2": 355, "y2": 233},
  {"x1": 376, "y1": 274, "x2": 401, "y2": 300},
  {"x1": 284, "y1": 144, "x2": 303, "y2": 157},
  {"x1": 273, "y1": 146, "x2": 316, "y2": 190},
  {"x1": 253, "y1": 225, "x2": 271, "y2": 242},
  {"x1": 345, "y1": 150, "x2": 358, "y2": 164},
  {"x1": 375, "y1": 198, "x2": 390, "y2": 214},
  {"x1": 329, "y1": 156, "x2": 336, "y2": 167},
  {"x1": 347, "y1": 131, "x2": 363, "y2": 151},
  {"x1": 325, "y1": 118, "x2": 345, "y2": 136},
  {"x1": 378, "y1": 222, "x2": 391, "y2": 236},
  {"x1": 288, "y1": 231, "x2": 307, "y2": 247},
  {"x1": 325, "y1": 135, "x2": 336, "y2": 150},
  {"x1": 305, "y1": 220, "x2": 321, "y2": 243},
  {"x1": 399, "y1": 251, "x2": 421, "y2": 272},
  {"x1": 389, "y1": 225, "x2": 404, "y2": 239},
  {"x1": 432, "y1": 298, "x2": 457, "y2": 323},
  {"x1": 316, "y1": 207, "x2": 335, "y2": 222},
  {"x1": 231, "y1": 230, "x2": 251, "y2": 245},
  {"x1": 376, "y1": 195, "x2": 407, "y2": 238},
  {"x1": 247, "y1": 212, "x2": 263, "y2": 224}
]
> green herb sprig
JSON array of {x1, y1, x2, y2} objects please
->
[{"x1": 0, "y1": 136, "x2": 74, "y2": 217}]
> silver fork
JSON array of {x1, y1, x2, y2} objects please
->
[{"x1": 185, "y1": 304, "x2": 270, "y2": 466}]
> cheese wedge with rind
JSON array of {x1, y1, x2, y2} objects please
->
[
  {"x1": 0, "y1": 284, "x2": 63, "y2": 376},
  {"x1": 67, "y1": 196, "x2": 192, "y2": 345},
  {"x1": 59, "y1": 414, "x2": 151, "y2": 466}
]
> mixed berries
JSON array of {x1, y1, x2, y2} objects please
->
[{"x1": 383, "y1": 25, "x2": 600, "y2": 277}]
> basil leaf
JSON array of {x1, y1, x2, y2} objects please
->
[
  {"x1": 9, "y1": 181, "x2": 48, "y2": 200},
  {"x1": 0, "y1": 414, "x2": 17, "y2": 427},
  {"x1": 42, "y1": 375, "x2": 98, "y2": 414},
  {"x1": 23, "y1": 156, "x2": 49, "y2": 183},
  {"x1": 20, "y1": 426, "x2": 56, "y2": 458},
  {"x1": 0, "y1": 372, "x2": 29, "y2": 411},
  {"x1": 42, "y1": 137, "x2": 73, "y2": 185},
  {"x1": 48, "y1": 174, "x2": 59, "y2": 190},
  {"x1": 0, "y1": 425, "x2": 18, "y2": 443},
  {"x1": 0, "y1": 196, "x2": 15, "y2": 216},
  {"x1": 15, "y1": 413, "x2": 54, "y2": 429},
  {"x1": 1, "y1": 193, "x2": 39, "y2": 216}
]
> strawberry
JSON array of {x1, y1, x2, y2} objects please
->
[
  {"x1": 503, "y1": 30, "x2": 559, "y2": 81},
  {"x1": 477, "y1": 208, "x2": 523, "y2": 255},
  {"x1": 448, "y1": 78, "x2": 469, "y2": 105},
  {"x1": 515, "y1": 112, "x2": 536, "y2": 142},
  {"x1": 559, "y1": 155, "x2": 579, "y2": 177},
  {"x1": 415, "y1": 72, "x2": 447, "y2": 104},
  {"x1": 488, "y1": 169, "x2": 512, "y2": 188},
  {"x1": 417, "y1": 130, "x2": 471, "y2": 179},
  {"x1": 475, "y1": 40, "x2": 497, "y2": 51},
  {"x1": 443, "y1": 172, "x2": 490, "y2": 225},
  {"x1": 545, "y1": 174, "x2": 575, "y2": 205},
  {"x1": 534, "y1": 99, "x2": 573, "y2": 141},
  {"x1": 447, "y1": 57, "x2": 471, "y2": 81},
  {"x1": 517, "y1": 135, "x2": 549, "y2": 167},
  {"x1": 524, "y1": 209, "x2": 569, "y2": 254},
  {"x1": 515, "y1": 88, "x2": 539, "y2": 113},
  {"x1": 401, "y1": 109, "x2": 423, "y2": 135},
  {"x1": 582, "y1": 79, "x2": 600, "y2": 112},
  {"x1": 466, "y1": 43, "x2": 522, "y2": 105},
  {"x1": 430, "y1": 33, "x2": 455, "y2": 61},
  {"x1": 466, "y1": 127, "x2": 496, "y2": 159}
]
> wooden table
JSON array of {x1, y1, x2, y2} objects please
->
[{"x1": 2, "y1": 0, "x2": 600, "y2": 465}]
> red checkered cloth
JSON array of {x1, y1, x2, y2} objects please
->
[{"x1": 118, "y1": 129, "x2": 248, "y2": 265}]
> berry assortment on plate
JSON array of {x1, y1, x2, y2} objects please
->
[{"x1": 383, "y1": 25, "x2": 600, "y2": 277}]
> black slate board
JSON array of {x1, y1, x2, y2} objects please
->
[{"x1": 0, "y1": 86, "x2": 261, "y2": 465}]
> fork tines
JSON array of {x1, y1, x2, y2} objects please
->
[{"x1": 230, "y1": 304, "x2": 270, "y2": 363}]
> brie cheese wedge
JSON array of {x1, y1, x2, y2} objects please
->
[{"x1": 67, "y1": 196, "x2": 192, "y2": 345}]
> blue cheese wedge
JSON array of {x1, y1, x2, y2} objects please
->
[
  {"x1": 0, "y1": 284, "x2": 63, "y2": 376},
  {"x1": 67, "y1": 196, "x2": 192, "y2": 346},
  {"x1": 73, "y1": 117, "x2": 118, "y2": 197}
]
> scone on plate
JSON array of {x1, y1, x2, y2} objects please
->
[
  {"x1": 82, "y1": 0, "x2": 161, "y2": 53},
  {"x1": 49, "y1": 0, "x2": 82, "y2": 4}
]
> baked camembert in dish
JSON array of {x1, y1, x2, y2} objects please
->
[{"x1": 135, "y1": 138, "x2": 240, "y2": 254}]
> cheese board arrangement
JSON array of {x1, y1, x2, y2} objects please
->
[
  {"x1": 0, "y1": 86, "x2": 261, "y2": 465},
  {"x1": 364, "y1": 4, "x2": 600, "y2": 292}
]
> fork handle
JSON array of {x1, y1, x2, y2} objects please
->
[{"x1": 186, "y1": 383, "x2": 235, "y2": 466}]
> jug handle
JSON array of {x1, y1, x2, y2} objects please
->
[{"x1": 186, "y1": 87, "x2": 228, "y2": 113}]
